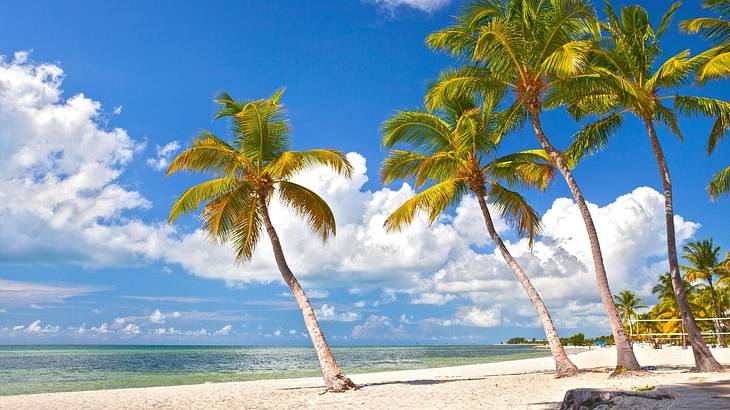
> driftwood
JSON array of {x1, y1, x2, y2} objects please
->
[{"x1": 559, "y1": 388, "x2": 674, "y2": 410}]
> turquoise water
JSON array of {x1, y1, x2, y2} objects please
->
[{"x1": 0, "y1": 345, "x2": 552, "y2": 396}]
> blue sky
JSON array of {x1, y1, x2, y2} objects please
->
[{"x1": 0, "y1": 0, "x2": 727, "y2": 345}]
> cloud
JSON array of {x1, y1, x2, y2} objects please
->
[
  {"x1": 121, "y1": 323, "x2": 140, "y2": 335},
  {"x1": 352, "y1": 315, "x2": 404, "y2": 338},
  {"x1": 365, "y1": 0, "x2": 451, "y2": 13},
  {"x1": 440, "y1": 307, "x2": 502, "y2": 328},
  {"x1": 0, "y1": 279, "x2": 102, "y2": 304},
  {"x1": 148, "y1": 309, "x2": 181, "y2": 324},
  {"x1": 121, "y1": 295, "x2": 224, "y2": 303},
  {"x1": 13, "y1": 319, "x2": 59, "y2": 334},
  {"x1": 315, "y1": 304, "x2": 360, "y2": 322},
  {"x1": 0, "y1": 52, "x2": 147, "y2": 266},
  {"x1": 215, "y1": 325, "x2": 232, "y2": 336},
  {"x1": 146, "y1": 140, "x2": 180, "y2": 171},
  {"x1": 406, "y1": 187, "x2": 700, "y2": 330}
]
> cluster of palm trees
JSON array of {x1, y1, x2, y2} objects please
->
[
  {"x1": 614, "y1": 238, "x2": 730, "y2": 348},
  {"x1": 165, "y1": 0, "x2": 729, "y2": 392}
]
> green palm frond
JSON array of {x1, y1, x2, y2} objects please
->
[
  {"x1": 425, "y1": 66, "x2": 509, "y2": 111},
  {"x1": 229, "y1": 193, "x2": 263, "y2": 262},
  {"x1": 539, "y1": 40, "x2": 592, "y2": 78},
  {"x1": 382, "y1": 111, "x2": 454, "y2": 151},
  {"x1": 384, "y1": 179, "x2": 467, "y2": 232},
  {"x1": 166, "y1": 132, "x2": 246, "y2": 177},
  {"x1": 564, "y1": 113, "x2": 624, "y2": 166},
  {"x1": 413, "y1": 152, "x2": 463, "y2": 187},
  {"x1": 646, "y1": 49, "x2": 694, "y2": 90},
  {"x1": 200, "y1": 184, "x2": 256, "y2": 243},
  {"x1": 674, "y1": 95, "x2": 730, "y2": 154},
  {"x1": 169, "y1": 178, "x2": 238, "y2": 223},
  {"x1": 692, "y1": 46, "x2": 730, "y2": 82},
  {"x1": 709, "y1": 165, "x2": 730, "y2": 199},
  {"x1": 485, "y1": 149, "x2": 555, "y2": 191},
  {"x1": 277, "y1": 181, "x2": 337, "y2": 241},
  {"x1": 486, "y1": 183, "x2": 542, "y2": 246},
  {"x1": 381, "y1": 150, "x2": 427, "y2": 184},
  {"x1": 265, "y1": 149, "x2": 352, "y2": 179}
]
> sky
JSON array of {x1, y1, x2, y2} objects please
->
[{"x1": 0, "y1": 0, "x2": 728, "y2": 345}]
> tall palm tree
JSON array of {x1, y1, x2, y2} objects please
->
[
  {"x1": 425, "y1": 0, "x2": 641, "y2": 372},
  {"x1": 680, "y1": 0, "x2": 730, "y2": 199},
  {"x1": 613, "y1": 290, "x2": 646, "y2": 332},
  {"x1": 550, "y1": 2, "x2": 724, "y2": 371},
  {"x1": 166, "y1": 90, "x2": 356, "y2": 392},
  {"x1": 381, "y1": 95, "x2": 579, "y2": 377},
  {"x1": 682, "y1": 239, "x2": 730, "y2": 346}
]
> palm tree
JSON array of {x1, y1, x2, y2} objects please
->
[
  {"x1": 682, "y1": 239, "x2": 730, "y2": 346},
  {"x1": 425, "y1": 0, "x2": 641, "y2": 372},
  {"x1": 613, "y1": 290, "x2": 646, "y2": 333},
  {"x1": 166, "y1": 90, "x2": 356, "y2": 392},
  {"x1": 550, "y1": 2, "x2": 724, "y2": 371},
  {"x1": 381, "y1": 95, "x2": 579, "y2": 377},
  {"x1": 680, "y1": 0, "x2": 730, "y2": 199}
]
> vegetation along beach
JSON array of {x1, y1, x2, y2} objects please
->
[{"x1": 0, "y1": 0, "x2": 729, "y2": 408}]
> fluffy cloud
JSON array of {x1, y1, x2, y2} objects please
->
[
  {"x1": 315, "y1": 304, "x2": 360, "y2": 322},
  {"x1": 215, "y1": 325, "x2": 232, "y2": 336},
  {"x1": 365, "y1": 0, "x2": 451, "y2": 13},
  {"x1": 148, "y1": 309, "x2": 181, "y2": 324},
  {"x1": 146, "y1": 140, "x2": 180, "y2": 171},
  {"x1": 12, "y1": 320, "x2": 59, "y2": 334},
  {"x1": 0, "y1": 52, "x2": 147, "y2": 266}
]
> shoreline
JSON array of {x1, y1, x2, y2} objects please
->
[{"x1": 1, "y1": 346, "x2": 728, "y2": 409}]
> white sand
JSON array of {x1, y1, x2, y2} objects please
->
[{"x1": 1, "y1": 346, "x2": 728, "y2": 409}]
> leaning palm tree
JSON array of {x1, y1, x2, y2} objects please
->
[
  {"x1": 166, "y1": 89, "x2": 356, "y2": 392},
  {"x1": 682, "y1": 239, "x2": 730, "y2": 346},
  {"x1": 381, "y1": 95, "x2": 579, "y2": 377},
  {"x1": 613, "y1": 290, "x2": 646, "y2": 333},
  {"x1": 425, "y1": 0, "x2": 641, "y2": 371},
  {"x1": 550, "y1": 2, "x2": 724, "y2": 371},
  {"x1": 680, "y1": 0, "x2": 730, "y2": 198}
]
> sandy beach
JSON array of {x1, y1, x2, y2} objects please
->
[{"x1": 1, "y1": 346, "x2": 728, "y2": 409}]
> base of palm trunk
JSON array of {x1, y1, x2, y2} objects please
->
[
  {"x1": 609, "y1": 367, "x2": 648, "y2": 378},
  {"x1": 555, "y1": 361, "x2": 580, "y2": 378},
  {"x1": 694, "y1": 355, "x2": 724, "y2": 373},
  {"x1": 324, "y1": 372, "x2": 357, "y2": 392}
]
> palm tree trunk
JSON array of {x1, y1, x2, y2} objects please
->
[
  {"x1": 708, "y1": 279, "x2": 727, "y2": 347},
  {"x1": 643, "y1": 117, "x2": 723, "y2": 371},
  {"x1": 475, "y1": 193, "x2": 579, "y2": 377},
  {"x1": 258, "y1": 197, "x2": 356, "y2": 392},
  {"x1": 527, "y1": 110, "x2": 641, "y2": 372}
]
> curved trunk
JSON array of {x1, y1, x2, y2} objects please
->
[
  {"x1": 476, "y1": 194, "x2": 579, "y2": 377},
  {"x1": 527, "y1": 110, "x2": 641, "y2": 372},
  {"x1": 708, "y1": 279, "x2": 727, "y2": 347},
  {"x1": 258, "y1": 197, "x2": 356, "y2": 392},
  {"x1": 644, "y1": 117, "x2": 723, "y2": 371}
]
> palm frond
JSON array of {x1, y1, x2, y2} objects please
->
[
  {"x1": 229, "y1": 193, "x2": 263, "y2": 262},
  {"x1": 265, "y1": 149, "x2": 352, "y2": 179},
  {"x1": 425, "y1": 66, "x2": 509, "y2": 111},
  {"x1": 166, "y1": 132, "x2": 245, "y2": 177},
  {"x1": 674, "y1": 95, "x2": 730, "y2": 154},
  {"x1": 381, "y1": 150, "x2": 428, "y2": 184},
  {"x1": 168, "y1": 178, "x2": 238, "y2": 223},
  {"x1": 277, "y1": 181, "x2": 337, "y2": 241},
  {"x1": 384, "y1": 179, "x2": 467, "y2": 232},
  {"x1": 381, "y1": 111, "x2": 454, "y2": 151},
  {"x1": 200, "y1": 183, "x2": 256, "y2": 243},
  {"x1": 564, "y1": 113, "x2": 624, "y2": 166},
  {"x1": 709, "y1": 165, "x2": 730, "y2": 199},
  {"x1": 485, "y1": 183, "x2": 542, "y2": 247},
  {"x1": 646, "y1": 50, "x2": 694, "y2": 90}
]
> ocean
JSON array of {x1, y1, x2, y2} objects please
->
[{"x1": 0, "y1": 344, "x2": 552, "y2": 396}]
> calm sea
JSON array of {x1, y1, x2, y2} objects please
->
[{"x1": 0, "y1": 344, "x2": 552, "y2": 396}]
